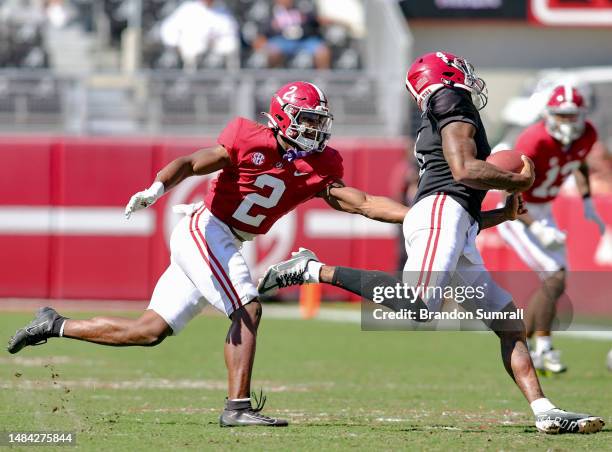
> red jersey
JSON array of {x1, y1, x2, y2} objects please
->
[
  {"x1": 205, "y1": 117, "x2": 343, "y2": 235},
  {"x1": 516, "y1": 120, "x2": 597, "y2": 203}
]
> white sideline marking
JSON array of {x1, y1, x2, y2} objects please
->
[
  {"x1": 304, "y1": 210, "x2": 397, "y2": 238},
  {"x1": 0, "y1": 206, "x2": 155, "y2": 236},
  {"x1": 265, "y1": 306, "x2": 612, "y2": 341}
]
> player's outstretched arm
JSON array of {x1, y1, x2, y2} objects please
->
[
  {"x1": 480, "y1": 194, "x2": 528, "y2": 229},
  {"x1": 156, "y1": 144, "x2": 230, "y2": 190},
  {"x1": 574, "y1": 161, "x2": 606, "y2": 234},
  {"x1": 318, "y1": 180, "x2": 409, "y2": 223},
  {"x1": 125, "y1": 145, "x2": 230, "y2": 218},
  {"x1": 441, "y1": 122, "x2": 535, "y2": 193}
]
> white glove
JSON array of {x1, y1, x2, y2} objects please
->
[
  {"x1": 583, "y1": 197, "x2": 606, "y2": 235},
  {"x1": 529, "y1": 220, "x2": 567, "y2": 249},
  {"x1": 125, "y1": 181, "x2": 165, "y2": 219}
]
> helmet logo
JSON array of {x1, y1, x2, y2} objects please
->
[
  {"x1": 436, "y1": 51, "x2": 449, "y2": 64},
  {"x1": 282, "y1": 85, "x2": 298, "y2": 103},
  {"x1": 251, "y1": 152, "x2": 266, "y2": 166}
]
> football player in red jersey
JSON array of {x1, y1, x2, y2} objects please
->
[
  {"x1": 7, "y1": 81, "x2": 410, "y2": 427},
  {"x1": 497, "y1": 84, "x2": 606, "y2": 375}
]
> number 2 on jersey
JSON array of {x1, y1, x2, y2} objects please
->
[{"x1": 232, "y1": 174, "x2": 286, "y2": 227}]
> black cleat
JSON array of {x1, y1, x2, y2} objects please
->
[
  {"x1": 219, "y1": 391, "x2": 288, "y2": 427},
  {"x1": 7, "y1": 307, "x2": 64, "y2": 354}
]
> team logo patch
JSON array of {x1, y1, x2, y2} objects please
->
[{"x1": 252, "y1": 152, "x2": 265, "y2": 166}]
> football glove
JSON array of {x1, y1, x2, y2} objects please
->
[
  {"x1": 125, "y1": 181, "x2": 165, "y2": 219},
  {"x1": 583, "y1": 197, "x2": 606, "y2": 236},
  {"x1": 529, "y1": 220, "x2": 566, "y2": 249}
]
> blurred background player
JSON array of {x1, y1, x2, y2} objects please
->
[
  {"x1": 259, "y1": 52, "x2": 605, "y2": 435},
  {"x1": 7, "y1": 80, "x2": 409, "y2": 427},
  {"x1": 497, "y1": 84, "x2": 606, "y2": 375}
]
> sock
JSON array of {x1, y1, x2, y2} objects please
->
[
  {"x1": 306, "y1": 261, "x2": 323, "y2": 283},
  {"x1": 535, "y1": 336, "x2": 553, "y2": 354},
  {"x1": 225, "y1": 397, "x2": 251, "y2": 411},
  {"x1": 530, "y1": 397, "x2": 556, "y2": 415},
  {"x1": 50, "y1": 317, "x2": 67, "y2": 337},
  {"x1": 331, "y1": 267, "x2": 428, "y2": 320}
]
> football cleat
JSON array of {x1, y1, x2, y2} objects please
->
[
  {"x1": 535, "y1": 408, "x2": 604, "y2": 434},
  {"x1": 257, "y1": 248, "x2": 320, "y2": 294},
  {"x1": 531, "y1": 349, "x2": 567, "y2": 376},
  {"x1": 7, "y1": 307, "x2": 63, "y2": 354},
  {"x1": 219, "y1": 392, "x2": 288, "y2": 427}
]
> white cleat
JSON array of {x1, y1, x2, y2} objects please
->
[
  {"x1": 257, "y1": 248, "x2": 320, "y2": 295},
  {"x1": 532, "y1": 349, "x2": 568, "y2": 375},
  {"x1": 535, "y1": 408, "x2": 604, "y2": 434}
]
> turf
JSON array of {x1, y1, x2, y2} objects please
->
[{"x1": 1, "y1": 308, "x2": 611, "y2": 451}]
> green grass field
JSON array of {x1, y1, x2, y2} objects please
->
[{"x1": 1, "y1": 307, "x2": 611, "y2": 451}]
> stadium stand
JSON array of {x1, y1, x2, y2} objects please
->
[
  {"x1": 0, "y1": 0, "x2": 408, "y2": 136},
  {"x1": 138, "y1": 0, "x2": 361, "y2": 71},
  {"x1": 0, "y1": 1, "x2": 49, "y2": 69}
]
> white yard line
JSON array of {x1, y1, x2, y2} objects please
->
[{"x1": 266, "y1": 306, "x2": 612, "y2": 341}]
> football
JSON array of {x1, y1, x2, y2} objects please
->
[{"x1": 486, "y1": 149, "x2": 525, "y2": 173}]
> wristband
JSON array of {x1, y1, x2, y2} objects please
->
[{"x1": 150, "y1": 181, "x2": 165, "y2": 197}]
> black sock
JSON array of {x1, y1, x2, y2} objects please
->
[
  {"x1": 331, "y1": 266, "x2": 428, "y2": 317},
  {"x1": 50, "y1": 316, "x2": 67, "y2": 337}
]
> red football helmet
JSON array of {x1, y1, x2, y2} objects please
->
[
  {"x1": 544, "y1": 84, "x2": 587, "y2": 146},
  {"x1": 263, "y1": 81, "x2": 333, "y2": 155},
  {"x1": 405, "y1": 51, "x2": 487, "y2": 111}
]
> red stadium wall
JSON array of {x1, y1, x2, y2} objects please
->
[{"x1": 1, "y1": 137, "x2": 611, "y2": 314}]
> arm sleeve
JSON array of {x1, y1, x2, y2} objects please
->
[
  {"x1": 216, "y1": 117, "x2": 243, "y2": 166},
  {"x1": 428, "y1": 88, "x2": 478, "y2": 134}
]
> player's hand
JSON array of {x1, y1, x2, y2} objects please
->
[
  {"x1": 529, "y1": 220, "x2": 566, "y2": 249},
  {"x1": 125, "y1": 181, "x2": 165, "y2": 219},
  {"x1": 503, "y1": 193, "x2": 527, "y2": 221},
  {"x1": 512, "y1": 155, "x2": 535, "y2": 193},
  {"x1": 583, "y1": 197, "x2": 606, "y2": 235}
]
